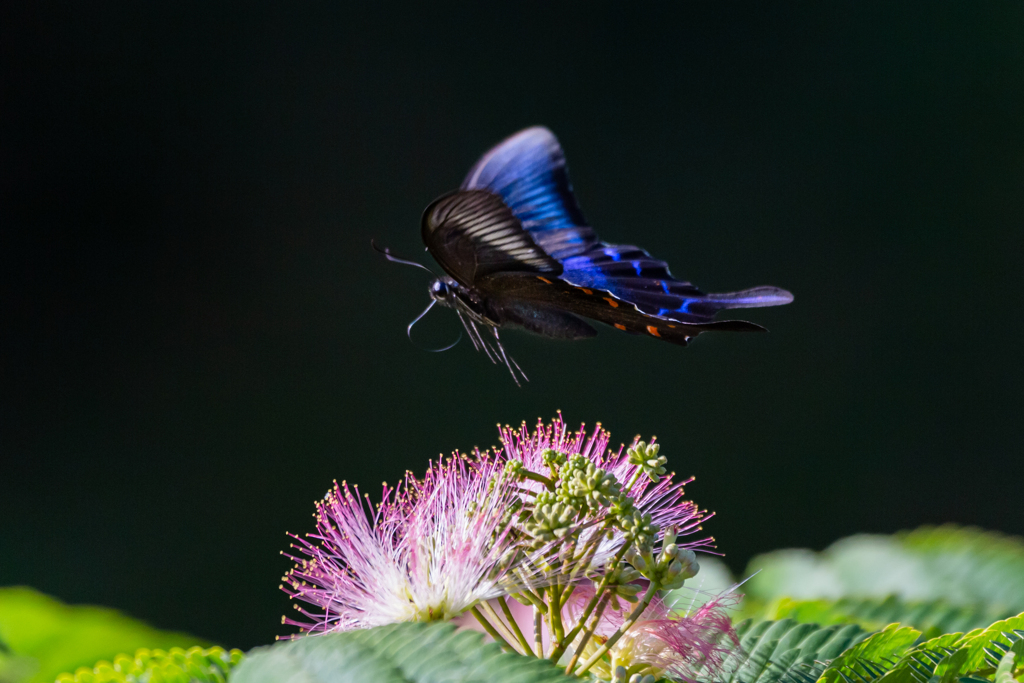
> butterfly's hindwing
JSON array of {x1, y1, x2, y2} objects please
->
[{"x1": 476, "y1": 272, "x2": 766, "y2": 347}]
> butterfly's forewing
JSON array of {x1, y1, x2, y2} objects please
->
[
  {"x1": 422, "y1": 190, "x2": 562, "y2": 287},
  {"x1": 477, "y1": 272, "x2": 766, "y2": 347},
  {"x1": 462, "y1": 127, "x2": 597, "y2": 260}
]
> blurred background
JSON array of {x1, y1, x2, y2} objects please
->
[{"x1": 2, "y1": 2, "x2": 1021, "y2": 651}]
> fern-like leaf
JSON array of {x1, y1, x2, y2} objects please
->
[
  {"x1": 817, "y1": 624, "x2": 920, "y2": 683},
  {"x1": 54, "y1": 646, "x2": 243, "y2": 683},
  {"x1": 689, "y1": 619, "x2": 869, "y2": 683}
]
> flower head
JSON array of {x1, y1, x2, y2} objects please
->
[
  {"x1": 282, "y1": 452, "x2": 523, "y2": 633},
  {"x1": 281, "y1": 413, "x2": 736, "y2": 682}
]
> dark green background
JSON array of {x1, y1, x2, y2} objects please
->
[{"x1": 2, "y1": 2, "x2": 1021, "y2": 650}]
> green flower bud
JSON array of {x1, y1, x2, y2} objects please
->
[
  {"x1": 656, "y1": 548, "x2": 700, "y2": 590},
  {"x1": 503, "y1": 459, "x2": 526, "y2": 480},
  {"x1": 522, "y1": 498, "x2": 579, "y2": 544},
  {"x1": 609, "y1": 492, "x2": 636, "y2": 520},
  {"x1": 627, "y1": 440, "x2": 668, "y2": 483},
  {"x1": 541, "y1": 448, "x2": 567, "y2": 468}
]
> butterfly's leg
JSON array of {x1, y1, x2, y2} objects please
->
[
  {"x1": 508, "y1": 354, "x2": 528, "y2": 384},
  {"x1": 492, "y1": 327, "x2": 527, "y2": 386},
  {"x1": 455, "y1": 310, "x2": 482, "y2": 353},
  {"x1": 467, "y1": 316, "x2": 499, "y2": 364}
]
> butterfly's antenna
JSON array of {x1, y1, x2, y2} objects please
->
[
  {"x1": 371, "y1": 240, "x2": 439, "y2": 277},
  {"x1": 405, "y1": 299, "x2": 462, "y2": 353}
]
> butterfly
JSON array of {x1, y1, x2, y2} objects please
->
[{"x1": 383, "y1": 126, "x2": 792, "y2": 384}]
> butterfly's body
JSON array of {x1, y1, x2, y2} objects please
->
[{"x1": 411, "y1": 127, "x2": 793, "y2": 383}]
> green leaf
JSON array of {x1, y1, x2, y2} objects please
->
[
  {"x1": 815, "y1": 626, "x2": 921, "y2": 683},
  {"x1": 53, "y1": 645, "x2": 243, "y2": 683},
  {"x1": 743, "y1": 526, "x2": 1024, "y2": 616},
  {"x1": 817, "y1": 624, "x2": 921, "y2": 683},
  {"x1": 758, "y1": 596, "x2": 1006, "y2": 638},
  {"x1": 690, "y1": 619, "x2": 869, "y2": 683},
  {"x1": 795, "y1": 613, "x2": 1024, "y2": 683},
  {"x1": 0, "y1": 587, "x2": 206, "y2": 683},
  {"x1": 945, "y1": 612, "x2": 1024, "y2": 674},
  {"x1": 873, "y1": 631, "x2": 966, "y2": 683},
  {"x1": 231, "y1": 622, "x2": 576, "y2": 683},
  {"x1": 898, "y1": 528, "x2": 1024, "y2": 619},
  {"x1": 994, "y1": 650, "x2": 1019, "y2": 683}
]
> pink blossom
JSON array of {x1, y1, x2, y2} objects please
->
[{"x1": 282, "y1": 452, "x2": 527, "y2": 633}]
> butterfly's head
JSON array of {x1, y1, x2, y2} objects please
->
[{"x1": 428, "y1": 277, "x2": 459, "y2": 305}]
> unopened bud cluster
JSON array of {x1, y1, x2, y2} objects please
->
[
  {"x1": 506, "y1": 442, "x2": 671, "y2": 559},
  {"x1": 627, "y1": 441, "x2": 667, "y2": 483}
]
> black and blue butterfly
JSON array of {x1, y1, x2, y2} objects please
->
[{"x1": 379, "y1": 126, "x2": 792, "y2": 384}]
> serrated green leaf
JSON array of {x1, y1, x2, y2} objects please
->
[
  {"x1": 689, "y1": 619, "x2": 868, "y2": 683},
  {"x1": 231, "y1": 622, "x2": 575, "y2": 683},
  {"x1": 947, "y1": 613, "x2": 1024, "y2": 674},
  {"x1": 873, "y1": 631, "x2": 965, "y2": 683},
  {"x1": 817, "y1": 624, "x2": 920, "y2": 683},
  {"x1": 0, "y1": 587, "x2": 206, "y2": 683}
]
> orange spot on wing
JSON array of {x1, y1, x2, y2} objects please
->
[
  {"x1": 668, "y1": 324, "x2": 677, "y2": 328},
  {"x1": 536, "y1": 276, "x2": 553, "y2": 284},
  {"x1": 614, "y1": 323, "x2": 627, "y2": 331},
  {"x1": 604, "y1": 297, "x2": 619, "y2": 308},
  {"x1": 580, "y1": 288, "x2": 593, "y2": 295},
  {"x1": 646, "y1": 325, "x2": 661, "y2": 337}
]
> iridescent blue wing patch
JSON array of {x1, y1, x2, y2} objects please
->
[{"x1": 461, "y1": 127, "x2": 597, "y2": 260}]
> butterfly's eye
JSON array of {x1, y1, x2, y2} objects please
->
[{"x1": 430, "y1": 280, "x2": 449, "y2": 300}]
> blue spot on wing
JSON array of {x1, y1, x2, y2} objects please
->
[{"x1": 658, "y1": 301, "x2": 693, "y2": 317}]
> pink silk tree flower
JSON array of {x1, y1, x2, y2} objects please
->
[
  {"x1": 280, "y1": 413, "x2": 731, "y2": 679},
  {"x1": 281, "y1": 452, "x2": 530, "y2": 633}
]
